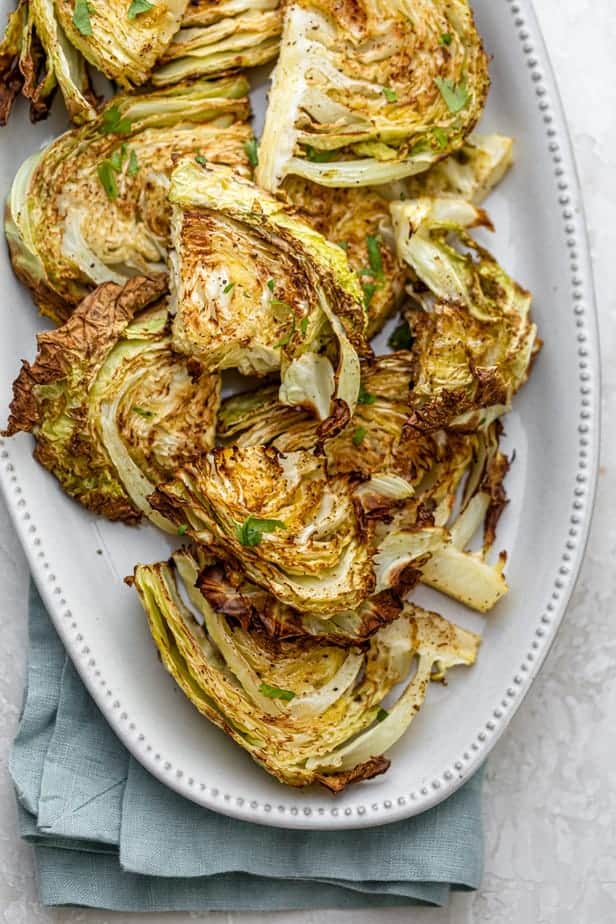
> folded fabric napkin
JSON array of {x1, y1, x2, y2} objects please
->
[{"x1": 9, "y1": 583, "x2": 484, "y2": 911}]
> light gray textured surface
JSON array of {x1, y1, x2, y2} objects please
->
[{"x1": 0, "y1": 1, "x2": 614, "y2": 920}]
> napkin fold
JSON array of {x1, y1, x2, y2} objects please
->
[{"x1": 10, "y1": 583, "x2": 484, "y2": 911}]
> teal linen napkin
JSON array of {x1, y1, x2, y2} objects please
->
[{"x1": 10, "y1": 583, "x2": 485, "y2": 911}]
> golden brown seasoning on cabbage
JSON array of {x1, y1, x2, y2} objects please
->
[
  {"x1": 153, "y1": 0, "x2": 282, "y2": 86},
  {"x1": 3, "y1": 276, "x2": 220, "y2": 529},
  {"x1": 391, "y1": 197, "x2": 540, "y2": 432},
  {"x1": 6, "y1": 74, "x2": 251, "y2": 322},
  {"x1": 257, "y1": 0, "x2": 490, "y2": 190},
  {"x1": 168, "y1": 159, "x2": 368, "y2": 425},
  {"x1": 132, "y1": 546, "x2": 480, "y2": 790},
  {"x1": 151, "y1": 445, "x2": 378, "y2": 615}
]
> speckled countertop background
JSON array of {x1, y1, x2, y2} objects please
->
[{"x1": 1, "y1": 1, "x2": 615, "y2": 921}]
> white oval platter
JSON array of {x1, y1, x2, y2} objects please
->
[{"x1": 0, "y1": 0, "x2": 600, "y2": 829}]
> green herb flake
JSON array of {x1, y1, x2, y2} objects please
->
[
  {"x1": 382, "y1": 87, "x2": 397, "y2": 102},
  {"x1": 274, "y1": 315, "x2": 296, "y2": 349},
  {"x1": 266, "y1": 278, "x2": 275, "y2": 291},
  {"x1": 177, "y1": 524, "x2": 189, "y2": 536},
  {"x1": 244, "y1": 139, "x2": 259, "y2": 167},
  {"x1": 337, "y1": 241, "x2": 349, "y2": 251},
  {"x1": 73, "y1": 0, "x2": 93, "y2": 35},
  {"x1": 259, "y1": 683, "x2": 296, "y2": 701},
  {"x1": 101, "y1": 104, "x2": 132, "y2": 136},
  {"x1": 352, "y1": 426, "x2": 367, "y2": 447},
  {"x1": 132, "y1": 405, "x2": 154, "y2": 418},
  {"x1": 366, "y1": 234, "x2": 384, "y2": 279},
  {"x1": 300, "y1": 316, "x2": 309, "y2": 337},
  {"x1": 440, "y1": 32, "x2": 453, "y2": 46},
  {"x1": 305, "y1": 145, "x2": 335, "y2": 163},
  {"x1": 194, "y1": 153, "x2": 207, "y2": 167},
  {"x1": 376, "y1": 707, "x2": 389, "y2": 723},
  {"x1": 223, "y1": 281, "x2": 235, "y2": 294},
  {"x1": 431, "y1": 126, "x2": 449, "y2": 150},
  {"x1": 388, "y1": 320, "x2": 414, "y2": 351},
  {"x1": 108, "y1": 144, "x2": 127, "y2": 172},
  {"x1": 236, "y1": 516, "x2": 286, "y2": 548},
  {"x1": 434, "y1": 76, "x2": 470, "y2": 113},
  {"x1": 358, "y1": 384, "x2": 376, "y2": 405},
  {"x1": 127, "y1": 148, "x2": 139, "y2": 176},
  {"x1": 128, "y1": 0, "x2": 154, "y2": 18},
  {"x1": 97, "y1": 161, "x2": 118, "y2": 200},
  {"x1": 362, "y1": 282, "x2": 377, "y2": 309}
]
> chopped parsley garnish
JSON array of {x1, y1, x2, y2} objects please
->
[
  {"x1": 73, "y1": 0, "x2": 93, "y2": 35},
  {"x1": 362, "y1": 282, "x2": 378, "y2": 309},
  {"x1": 376, "y1": 707, "x2": 389, "y2": 722},
  {"x1": 431, "y1": 126, "x2": 449, "y2": 149},
  {"x1": 244, "y1": 139, "x2": 259, "y2": 167},
  {"x1": 274, "y1": 314, "x2": 296, "y2": 348},
  {"x1": 97, "y1": 161, "x2": 118, "y2": 200},
  {"x1": 101, "y1": 105, "x2": 132, "y2": 136},
  {"x1": 128, "y1": 0, "x2": 154, "y2": 18},
  {"x1": 132, "y1": 406, "x2": 154, "y2": 418},
  {"x1": 382, "y1": 87, "x2": 398, "y2": 102},
  {"x1": 267, "y1": 278, "x2": 275, "y2": 291},
  {"x1": 366, "y1": 234, "x2": 384, "y2": 279},
  {"x1": 108, "y1": 144, "x2": 127, "y2": 172},
  {"x1": 388, "y1": 320, "x2": 413, "y2": 351},
  {"x1": 127, "y1": 148, "x2": 140, "y2": 176},
  {"x1": 337, "y1": 241, "x2": 349, "y2": 251},
  {"x1": 177, "y1": 524, "x2": 189, "y2": 536},
  {"x1": 300, "y1": 316, "x2": 309, "y2": 337},
  {"x1": 304, "y1": 145, "x2": 335, "y2": 163},
  {"x1": 358, "y1": 384, "x2": 376, "y2": 405},
  {"x1": 194, "y1": 154, "x2": 207, "y2": 167},
  {"x1": 236, "y1": 517, "x2": 286, "y2": 548},
  {"x1": 440, "y1": 32, "x2": 453, "y2": 46},
  {"x1": 223, "y1": 281, "x2": 235, "y2": 294},
  {"x1": 259, "y1": 683, "x2": 296, "y2": 701},
  {"x1": 352, "y1": 426, "x2": 367, "y2": 446},
  {"x1": 434, "y1": 76, "x2": 470, "y2": 113}
]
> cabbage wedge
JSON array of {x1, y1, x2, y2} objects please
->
[
  {"x1": 168, "y1": 159, "x2": 368, "y2": 424},
  {"x1": 3, "y1": 276, "x2": 220, "y2": 528},
  {"x1": 257, "y1": 0, "x2": 489, "y2": 190},
  {"x1": 0, "y1": 0, "x2": 99, "y2": 125},
  {"x1": 55, "y1": 0, "x2": 187, "y2": 89},
  {"x1": 6, "y1": 74, "x2": 251, "y2": 322},
  {"x1": 218, "y1": 352, "x2": 435, "y2": 487},
  {"x1": 132, "y1": 547, "x2": 480, "y2": 789},
  {"x1": 151, "y1": 445, "x2": 377, "y2": 615},
  {"x1": 391, "y1": 197, "x2": 540, "y2": 431},
  {"x1": 153, "y1": 0, "x2": 282, "y2": 86},
  {"x1": 403, "y1": 133, "x2": 514, "y2": 203}
]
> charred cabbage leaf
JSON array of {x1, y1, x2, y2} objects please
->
[
  {"x1": 218, "y1": 352, "x2": 436, "y2": 489},
  {"x1": 192, "y1": 547, "x2": 409, "y2": 647},
  {"x1": 6, "y1": 74, "x2": 251, "y2": 322},
  {"x1": 153, "y1": 0, "x2": 282, "y2": 86},
  {"x1": 132, "y1": 547, "x2": 479, "y2": 789},
  {"x1": 391, "y1": 197, "x2": 540, "y2": 431},
  {"x1": 379, "y1": 425, "x2": 511, "y2": 612},
  {"x1": 168, "y1": 159, "x2": 367, "y2": 423},
  {"x1": 257, "y1": 0, "x2": 489, "y2": 190},
  {"x1": 3, "y1": 276, "x2": 220, "y2": 528},
  {"x1": 151, "y1": 445, "x2": 377, "y2": 615},
  {"x1": 0, "y1": 0, "x2": 99, "y2": 125}
]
